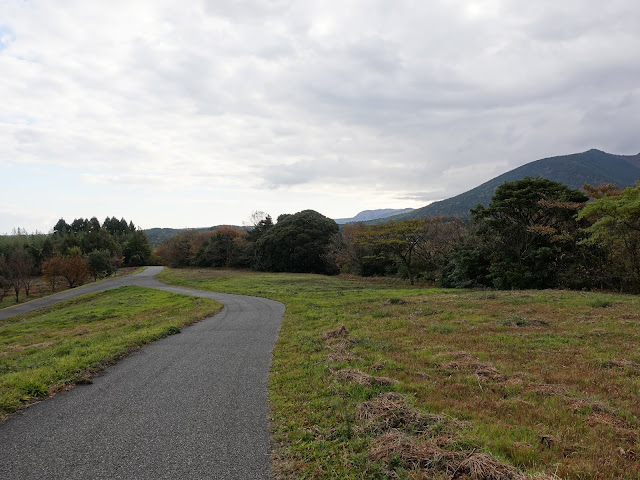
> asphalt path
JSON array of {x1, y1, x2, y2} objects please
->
[{"x1": 0, "y1": 267, "x2": 285, "y2": 479}]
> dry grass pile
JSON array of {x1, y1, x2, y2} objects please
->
[
  {"x1": 356, "y1": 392, "x2": 455, "y2": 435},
  {"x1": 439, "y1": 352, "x2": 503, "y2": 381},
  {"x1": 321, "y1": 325, "x2": 360, "y2": 362},
  {"x1": 321, "y1": 324, "x2": 349, "y2": 341},
  {"x1": 332, "y1": 368, "x2": 397, "y2": 386},
  {"x1": 369, "y1": 431, "x2": 525, "y2": 480}
]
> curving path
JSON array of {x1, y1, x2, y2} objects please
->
[{"x1": 0, "y1": 267, "x2": 285, "y2": 479}]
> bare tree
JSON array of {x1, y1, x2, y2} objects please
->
[
  {"x1": 8, "y1": 250, "x2": 34, "y2": 303},
  {"x1": 0, "y1": 255, "x2": 11, "y2": 302}
]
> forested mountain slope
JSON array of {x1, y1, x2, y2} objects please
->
[{"x1": 378, "y1": 149, "x2": 640, "y2": 222}]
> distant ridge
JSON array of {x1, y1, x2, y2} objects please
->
[
  {"x1": 374, "y1": 149, "x2": 640, "y2": 223},
  {"x1": 334, "y1": 208, "x2": 414, "y2": 224}
]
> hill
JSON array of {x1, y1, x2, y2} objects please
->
[
  {"x1": 144, "y1": 225, "x2": 248, "y2": 246},
  {"x1": 334, "y1": 208, "x2": 414, "y2": 224},
  {"x1": 375, "y1": 149, "x2": 640, "y2": 223}
]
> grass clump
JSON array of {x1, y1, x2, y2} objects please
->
[
  {"x1": 0, "y1": 286, "x2": 221, "y2": 419},
  {"x1": 158, "y1": 268, "x2": 640, "y2": 480},
  {"x1": 588, "y1": 297, "x2": 614, "y2": 308}
]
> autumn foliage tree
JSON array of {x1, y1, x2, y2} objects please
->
[
  {"x1": 59, "y1": 249, "x2": 90, "y2": 288},
  {"x1": 42, "y1": 254, "x2": 64, "y2": 291}
]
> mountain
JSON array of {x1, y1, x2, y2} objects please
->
[
  {"x1": 375, "y1": 149, "x2": 640, "y2": 223},
  {"x1": 334, "y1": 208, "x2": 414, "y2": 224}
]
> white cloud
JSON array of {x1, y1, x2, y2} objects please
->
[{"x1": 1, "y1": 0, "x2": 639, "y2": 233}]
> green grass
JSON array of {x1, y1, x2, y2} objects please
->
[
  {"x1": 0, "y1": 286, "x2": 221, "y2": 418},
  {"x1": 158, "y1": 268, "x2": 640, "y2": 480}
]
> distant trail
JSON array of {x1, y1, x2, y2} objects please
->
[{"x1": 0, "y1": 267, "x2": 284, "y2": 480}]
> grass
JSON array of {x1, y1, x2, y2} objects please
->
[
  {"x1": 0, "y1": 286, "x2": 221, "y2": 419},
  {"x1": 158, "y1": 268, "x2": 640, "y2": 480}
]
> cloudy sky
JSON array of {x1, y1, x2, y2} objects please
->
[{"x1": 2, "y1": 0, "x2": 639, "y2": 234}]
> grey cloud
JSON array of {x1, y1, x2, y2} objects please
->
[{"x1": 2, "y1": 0, "x2": 640, "y2": 233}]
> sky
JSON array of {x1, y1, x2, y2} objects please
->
[{"x1": 2, "y1": 0, "x2": 640, "y2": 234}]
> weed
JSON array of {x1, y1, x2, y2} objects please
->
[
  {"x1": 588, "y1": 297, "x2": 614, "y2": 308},
  {"x1": 388, "y1": 298, "x2": 408, "y2": 305},
  {"x1": 161, "y1": 325, "x2": 181, "y2": 337}
]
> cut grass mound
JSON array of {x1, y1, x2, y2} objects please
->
[
  {"x1": 0, "y1": 286, "x2": 221, "y2": 419},
  {"x1": 158, "y1": 268, "x2": 640, "y2": 480}
]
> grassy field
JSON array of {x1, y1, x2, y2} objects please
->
[
  {"x1": 0, "y1": 286, "x2": 221, "y2": 420},
  {"x1": 158, "y1": 268, "x2": 640, "y2": 480}
]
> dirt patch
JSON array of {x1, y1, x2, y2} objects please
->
[{"x1": 332, "y1": 368, "x2": 397, "y2": 386}]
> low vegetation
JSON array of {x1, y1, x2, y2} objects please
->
[
  {"x1": 0, "y1": 216, "x2": 152, "y2": 303},
  {"x1": 159, "y1": 268, "x2": 640, "y2": 480},
  {"x1": 0, "y1": 286, "x2": 221, "y2": 419},
  {"x1": 0, "y1": 267, "x2": 140, "y2": 309}
]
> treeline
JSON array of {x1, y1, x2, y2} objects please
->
[
  {"x1": 155, "y1": 210, "x2": 339, "y2": 274},
  {"x1": 329, "y1": 178, "x2": 640, "y2": 292},
  {"x1": 0, "y1": 216, "x2": 152, "y2": 302},
  {"x1": 155, "y1": 178, "x2": 640, "y2": 293}
]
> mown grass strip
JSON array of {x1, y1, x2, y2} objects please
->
[
  {"x1": 158, "y1": 268, "x2": 640, "y2": 480},
  {"x1": 0, "y1": 286, "x2": 221, "y2": 419}
]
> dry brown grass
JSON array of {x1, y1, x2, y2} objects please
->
[
  {"x1": 159, "y1": 269, "x2": 640, "y2": 479},
  {"x1": 439, "y1": 352, "x2": 504, "y2": 381},
  {"x1": 321, "y1": 324, "x2": 349, "y2": 341},
  {"x1": 369, "y1": 431, "x2": 525, "y2": 480},
  {"x1": 332, "y1": 368, "x2": 398, "y2": 386},
  {"x1": 603, "y1": 358, "x2": 640, "y2": 371},
  {"x1": 356, "y1": 392, "x2": 458, "y2": 435}
]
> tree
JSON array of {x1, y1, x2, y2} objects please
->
[
  {"x1": 70, "y1": 218, "x2": 89, "y2": 234},
  {"x1": 53, "y1": 218, "x2": 69, "y2": 236},
  {"x1": 196, "y1": 227, "x2": 245, "y2": 268},
  {"x1": 414, "y1": 217, "x2": 466, "y2": 283},
  {"x1": 467, "y1": 177, "x2": 588, "y2": 289},
  {"x1": 87, "y1": 250, "x2": 115, "y2": 281},
  {"x1": 246, "y1": 213, "x2": 274, "y2": 243},
  {"x1": 0, "y1": 255, "x2": 11, "y2": 302},
  {"x1": 123, "y1": 230, "x2": 152, "y2": 266},
  {"x1": 59, "y1": 253, "x2": 90, "y2": 288},
  {"x1": 7, "y1": 249, "x2": 34, "y2": 302},
  {"x1": 42, "y1": 255, "x2": 64, "y2": 292},
  {"x1": 354, "y1": 220, "x2": 424, "y2": 284},
  {"x1": 155, "y1": 230, "x2": 200, "y2": 267},
  {"x1": 578, "y1": 184, "x2": 640, "y2": 291},
  {"x1": 255, "y1": 210, "x2": 339, "y2": 274}
]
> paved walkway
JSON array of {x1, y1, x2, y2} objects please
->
[{"x1": 0, "y1": 267, "x2": 285, "y2": 479}]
